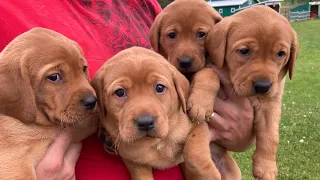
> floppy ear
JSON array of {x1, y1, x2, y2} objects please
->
[
  {"x1": 169, "y1": 65, "x2": 190, "y2": 113},
  {"x1": 206, "y1": 19, "x2": 231, "y2": 69},
  {"x1": 72, "y1": 41, "x2": 90, "y2": 80},
  {"x1": 149, "y1": 13, "x2": 163, "y2": 53},
  {"x1": 210, "y1": 8, "x2": 223, "y2": 24},
  {"x1": 288, "y1": 30, "x2": 299, "y2": 80},
  {"x1": 0, "y1": 49, "x2": 37, "y2": 123},
  {"x1": 91, "y1": 66, "x2": 107, "y2": 119}
]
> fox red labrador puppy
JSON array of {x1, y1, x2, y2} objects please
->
[
  {"x1": 206, "y1": 6, "x2": 299, "y2": 180},
  {"x1": 149, "y1": 0, "x2": 222, "y2": 123},
  {"x1": 92, "y1": 46, "x2": 222, "y2": 180},
  {"x1": 0, "y1": 27, "x2": 97, "y2": 179}
]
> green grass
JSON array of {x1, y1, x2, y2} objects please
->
[{"x1": 232, "y1": 19, "x2": 320, "y2": 180}]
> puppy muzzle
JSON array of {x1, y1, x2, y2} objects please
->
[
  {"x1": 178, "y1": 56, "x2": 193, "y2": 69},
  {"x1": 135, "y1": 114, "x2": 156, "y2": 132},
  {"x1": 81, "y1": 94, "x2": 97, "y2": 109},
  {"x1": 253, "y1": 80, "x2": 272, "y2": 94}
]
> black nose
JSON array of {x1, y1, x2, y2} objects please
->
[
  {"x1": 81, "y1": 95, "x2": 97, "y2": 109},
  {"x1": 179, "y1": 56, "x2": 193, "y2": 68},
  {"x1": 135, "y1": 114, "x2": 155, "y2": 131},
  {"x1": 253, "y1": 80, "x2": 272, "y2": 94}
]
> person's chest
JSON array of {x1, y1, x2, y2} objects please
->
[{"x1": 0, "y1": 0, "x2": 153, "y2": 78}]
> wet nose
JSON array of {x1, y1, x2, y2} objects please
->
[
  {"x1": 81, "y1": 95, "x2": 97, "y2": 109},
  {"x1": 178, "y1": 56, "x2": 193, "y2": 68},
  {"x1": 135, "y1": 114, "x2": 155, "y2": 131},
  {"x1": 253, "y1": 80, "x2": 272, "y2": 94}
]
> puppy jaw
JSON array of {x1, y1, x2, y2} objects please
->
[
  {"x1": 163, "y1": 36, "x2": 206, "y2": 73},
  {"x1": 231, "y1": 64, "x2": 280, "y2": 97},
  {"x1": 118, "y1": 98, "x2": 169, "y2": 143}
]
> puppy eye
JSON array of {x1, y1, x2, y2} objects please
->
[
  {"x1": 47, "y1": 73, "x2": 62, "y2": 82},
  {"x1": 167, "y1": 32, "x2": 176, "y2": 39},
  {"x1": 114, "y1": 88, "x2": 127, "y2": 98},
  {"x1": 155, "y1": 84, "x2": 167, "y2": 93},
  {"x1": 196, "y1": 31, "x2": 206, "y2": 39},
  {"x1": 83, "y1": 66, "x2": 88, "y2": 73},
  {"x1": 237, "y1": 48, "x2": 250, "y2": 56},
  {"x1": 277, "y1": 51, "x2": 286, "y2": 59}
]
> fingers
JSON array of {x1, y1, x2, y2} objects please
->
[
  {"x1": 207, "y1": 112, "x2": 226, "y2": 141},
  {"x1": 214, "y1": 97, "x2": 228, "y2": 115},
  {"x1": 45, "y1": 129, "x2": 74, "y2": 163},
  {"x1": 65, "y1": 143, "x2": 82, "y2": 167}
]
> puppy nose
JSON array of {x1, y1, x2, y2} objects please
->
[
  {"x1": 179, "y1": 56, "x2": 193, "y2": 68},
  {"x1": 135, "y1": 115, "x2": 155, "y2": 131},
  {"x1": 81, "y1": 95, "x2": 97, "y2": 109},
  {"x1": 253, "y1": 80, "x2": 272, "y2": 94}
]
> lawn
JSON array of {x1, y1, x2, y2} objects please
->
[{"x1": 232, "y1": 19, "x2": 320, "y2": 179}]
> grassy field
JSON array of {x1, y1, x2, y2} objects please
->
[{"x1": 232, "y1": 19, "x2": 320, "y2": 179}]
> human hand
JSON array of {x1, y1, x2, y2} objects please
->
[
  {"x1": 208, "y1": 65, "x2": 255, "y2": 152},
  {"x1": 36, "y1": 128, "x2": 82, "y2": 180}
]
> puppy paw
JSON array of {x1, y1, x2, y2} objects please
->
[
  {"x1": 187, "y1": 91, "x2": 214, "y2": 123},
  {"x1": 253, "y1": 158, "x2": 278, "y2": 180}
]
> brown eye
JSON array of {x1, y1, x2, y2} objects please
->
[
  {"x1": 277, "y1": 51, "x2": 286, "y2": 59},
  {"x1": 168, "y1": 32, "x2": 176, "y2": 39},
  {"x1": 196, "y1": 31, "x2": 206, "y2": 39},
  {"x1": 155, "y1": 84, "x2": 167, "y2": 93},
  {"x1": 238, "y1": 48, "x2": 250, "y2": 56},
  {"x1": 114, "y1": 88, "x2": 126, "y2": 98},
  {"x1": 47, "y1": 73, "x2": 62, "y2": 82},
  {"x1": 83, "y1": 66, "x2": 87, "y2": 73}
]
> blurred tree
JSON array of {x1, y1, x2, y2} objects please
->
[{"x1": 157, "y1": 0, "x2": 174, "y2": 8}]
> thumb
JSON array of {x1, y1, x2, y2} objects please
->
[{"x1": 45, "y1": 129, "x2": 74, "y2": 162}]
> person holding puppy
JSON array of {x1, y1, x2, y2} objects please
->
[{"x1": 0, "y1": 0, "x2": 254, "y2": 179}]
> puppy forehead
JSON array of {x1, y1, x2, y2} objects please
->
[
  {"x1": 230, "y1": 16, "x2": 292, "y2": 46},
  {"x1": 14, "y1": 28, "x2": 85, "y2": 68},
  {"x1": 116, "y1": 59, "x2": 170, "y2": 80},
  {"x1": 162, "y1": 0, "x2": 215, "y2": 29},
  {"x1": 105, "y1": 48, "x2": 173, "y2": 84}
]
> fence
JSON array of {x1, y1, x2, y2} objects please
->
[{"x1": 289, "y1": 11, "x2": 311, "y2": 21}]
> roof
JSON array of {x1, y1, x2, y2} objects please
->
[
  {"x1": 235, "y1": 0, "x2": 283, "y2": 11},
  {"x1": 310, "y1": 1, "x2": 320, "y2": 5},
  {"x1": 207, "y1": 0, "x2": 248, "y2": 7}
]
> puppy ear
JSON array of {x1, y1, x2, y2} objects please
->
[
  {"x1": 91, "y1": 67, "x2": 107, "y2": 119},
  {"x1": 169, "y1": 65, "x2": 190, "y2": 113},
  {"x1": 149, "y1": 13, "x2": 163, "y2": 53},
  {"x1": 210, "y1": 8, "x2": 223, "y2": 24},
  {"x1": 288, "y1": 30, "x2": 299, "y2": 80},
  {"x1": 206, "y1": 19, "x2": 231, "y2": 69},
  {"x1": 73, "y1": 41, "x2": 90, "y2": 80},
  {"x1": 0, "y1": 49, "x2": 37, "y2": 123}
]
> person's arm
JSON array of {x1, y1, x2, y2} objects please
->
[
  {"x1": 208, "y1": 66, "x2": 255, "y2": 152},
  {"x1": 36, "y1": 129, "x2": 81, "y2": 180}
]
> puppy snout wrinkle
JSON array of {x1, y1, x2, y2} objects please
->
[
  {"x1": 178, "y1": 56, "x2": 193, "y2": 68},
  {"x1": 253, "y1": 80, "x2": 272, "y2": 94},
  {"x1": 135, "y1": 114, "x2": 155, "y2": 131},
  {"x1": 81, "y1": 95, "x2": 97, "y2": 109}
]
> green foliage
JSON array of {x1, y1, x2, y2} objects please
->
[
  {"x1": 282, "y1": 0, "x2": 309, "y2": 6},
  {"x1": 233, "y1": 19, "x2": 320, "y2": 180},
  {"x1": 157, "y1": 0, "x2": 174, "y2": 8}
]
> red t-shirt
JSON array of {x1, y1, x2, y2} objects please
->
[{"x1": 0, "y1": 0, "x2": 184, "y2": 179}]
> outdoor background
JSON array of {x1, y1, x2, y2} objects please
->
[
  {"x1": 156, "y1": 0, "x2": 319, "y2": 179},
  {"x1": 157, "y1": 0, "x2": 309, "y2": 8}
]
